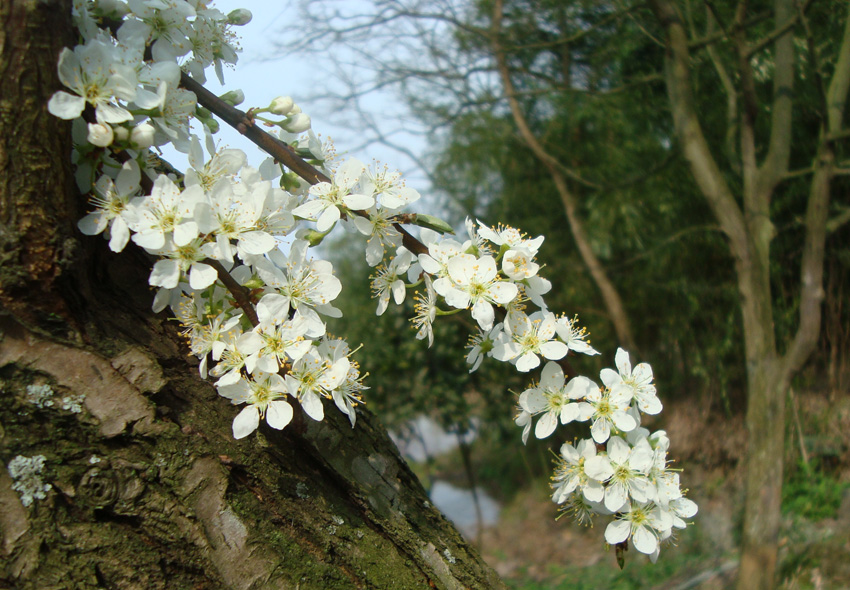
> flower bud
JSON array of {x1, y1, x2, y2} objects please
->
[
  {"x1": 227, "y1": 9, "x2": 253, "y2": 25},
  {"x1": 219, "y1": 89, "x2": 245, "y2": 106},
  {"x1": 269, "y1": 96, "x2": 294, "y2": 116},
  {"x1": 288, "y1": 104, "x2": 302, "y2": 115},
  {"x1": 113, "y1": 126, "x2": 130, "y2": 142},
  {"x1": 130, "y1": 123, "x2": 155, "y2": 148},
  {"x1": 98, "y1": 0, "x2": 130, "y2": 17},
  {"x1": 302, "y1": 228, "x2": 330, "y2": 247},
  {"x1": 411, "y1": 213, "x2": 455, "y2": 235},
  {"x1": 205, "y1": 119, "x2": 220, "y2": 133},
  {"x1": 87, "y1": 122, "x2": 114, "y2": 147},
  {"x1": 283, "y1": 113, "x2": 311, "y2": 133}
]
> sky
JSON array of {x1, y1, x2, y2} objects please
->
[{"x1": 174, "y1": 0, "x2": 430, "y2": 189}]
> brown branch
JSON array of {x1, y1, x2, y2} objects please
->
[
  {"x1": 782, "y1": 4, "x2": 850, "y2": 377},
  {"x1": 204, "y1": 258, "x2": 259, "y2": 327},
  {"x1": 796, "y1": 1, "x2": 828, "y2": 130},
  {"x1": 687, "y1": 9, "x2": 771, "y2": 50},
  {"x1": 181, "y1": 72, "x2": 428, "y2": 257},
  {"x1": 649, "y1": 0, "x2": 748, "y2": 257},
  {"x1": 827, "y1": 206, "x2": 850, "y2": 234},
  {"x1": 782, "y1": 166, "x2": 815, "y2": 180},
  {"x1": 826, "y1": 128, "x2": 850, "y2": 142},
  {"x1": 755, "y1": 0, "x2": 795, "y2": 203},
  {"x1": 180, "y1": 73, "x2": 331, "y2": 185},
  {"x1": 704, "y1": 6, "x2": 740, "y2": 172},
  {"x1": 745, "y1": 0, "x2": 812, "y2": 58}
]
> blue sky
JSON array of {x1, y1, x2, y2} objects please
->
[{"x1": 179, "y1": 0, "x2": 429, "y2": 185}]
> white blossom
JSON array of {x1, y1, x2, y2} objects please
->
[
  {"x1": 217, "y1": 371, "x2": 293, "y2": 439},
  {"x1": 293, "y1": 158, "x2": 374, "y2": 232},
  {"x1": 600, "y1": 348, "x2": 662, "y2": 415},
  {"x1": 433, "y1": 253, "x2": 518, "y2": 330},
  {"x1": 493, "y1": 310, "x2": 568, "y2": 372}
]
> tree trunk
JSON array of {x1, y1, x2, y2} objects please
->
[
  {"x1": 737, "y1": 360, "x2": 787, "y2": 590},
  {"x1": 0, "y1": 2, "x2": 507, "y2": 589}
]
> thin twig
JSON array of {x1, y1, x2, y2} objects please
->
[
  {"x1": 180, "y1": 72, "x2": 428, "y2": 256},
  {"x1": 203, "y1": 258, "x2": 259, "y2": 327}
]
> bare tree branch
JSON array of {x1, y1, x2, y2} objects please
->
[
  {"x1": 491, "y1": 0, "x2": 637, "y2": 351},
  {"x1": 783, "y1": 4, "x2": 850, "y2": 376},
  {"x1": 649, "y1": 0, "x2": 748, "y2": 257}
]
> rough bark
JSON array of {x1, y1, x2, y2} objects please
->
[{"x1": 0, "y1": 2, "x2": 507, "y2": 589}]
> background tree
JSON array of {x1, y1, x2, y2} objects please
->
[
  {"x1": 0, "y1": 2, "x2": 506, "y2": 588},
  {"x1": 648, "y1": 2, "x2": 850, "y2": 588}
]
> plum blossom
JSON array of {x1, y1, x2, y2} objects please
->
[
  {"x1": 601, "y1": 348, "x2": 662, "y2": 414},
  {"x1": 47, "y1": 40, "x2": 138, "y2": 124},
  {"x1": 360, "y1": 164, "x2": 421, "y2": 210},
  {"x1": 293, "y1": 158, "x2": 375, "y2": 232},
  {"x1": 585, "y1": 435, "x2": 655, "y2": 512},
  {"x1": 433, "y1": 254, "x2": 518, "y2": 330},
  {"x1": 77, "y1": 159, "x2": 141, "y2": 252},
  {"x1": 129, "y1": 174, "x2": 204, "y2": 250},
  {"x1": 352, "y1": 207, "x2": 402, "y2": 266},
  {"x1": 555, "y1": 315, "x2": 600, "y2": 356},
  {"x1": 477, "y1": 221, "x2": 544, "y2": 253},
  {"x1": 411, "y1": 276, "x2": 438, "y2": 347},
  {"x1": 584, "y1": 381, "x2": 637, "y2": 443},
  {"x1": 604, "y1": 502, "x2": 673, "y2": 556},
  {"x1": 492, "y1": 310, "x2": 569, "y2": 372},
  {"x1": 466, "y1": 323, "x2": 503, "y2": 372},
  {"x1": 254, "y1": 241, "x2": 342, "y2": 330},
  {"x1": 217, "y1": 371, "x2": 293, "y2": 439},
  {"x1": 285, "y1": 348, "x2": 350, "y2": 421},
  {"x1": 552, "y1": 439, "x2": 605, "y2": 505},
  {"x1": 148, "y1": 237, "x2": 218, "y2": 290},
  {"x1": 371, "y1": 248, "x2": 413, "y2": 315}
]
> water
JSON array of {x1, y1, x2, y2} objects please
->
[
  {"x1": 429, "y1": 480, "x2": 501, "y2": 538},
  {"x1": 391, "y1": 415, "x2": 501, "y2": 537}
]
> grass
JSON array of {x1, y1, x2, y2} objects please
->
[
  {"x1": 505, "y1": 530, "x2": 716, "y2": 590},
  {"x1": 782, "y1": 459, "x2": 849, "y2": 521}
]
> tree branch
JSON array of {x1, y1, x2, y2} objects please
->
[
  {"x1": 782, "y1": 4, "x2": 850, "y2": 377},
  {"x1": 826, "y1": 206, "x2": 850, "y2": 234},
  {"x1": 649, "y1": 0, "x2": 749, "y2": 257},
  {"x1": 490, "y1": 0, "x2": 637, "y2": 351},
  {"x1": 745, "y1": 0, "x2": 813, "y2": 58},
  {"x1": 180, "y1": 73, "x2": 428, "y2": 256},
  {"x1": 204, "y1": 259, "x2": 259, "y2": 327},
  {"x1": 756, "y1": 0, "x2": 795, "y2": 205},
  {"x1": 704, "y1": 6, "x2": 741, "y2": 172}
]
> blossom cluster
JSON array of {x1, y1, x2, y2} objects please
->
[
  {"x1": 370, "y1": 220, "x2": 697, "y2": 558},
  {"x1": 47, "y1": 0, "x2": 696, "y2": 561},
  {"x1": 76, "y1": 143, "x2": 373, "y2": 437},
  {"x1": 46, "y1": 0, "x2": 374, "y2": 438}
]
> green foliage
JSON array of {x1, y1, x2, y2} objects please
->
[
  {"x1": 782, "y1": 460, "x2": 849, "y2": 521},
  {"x1": 326, "y1": 231, "x2": 524, "y2": 433}
]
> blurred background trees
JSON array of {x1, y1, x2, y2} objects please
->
[{"x1": 283, "y1": 0, "x2": 850, "y2": 587}]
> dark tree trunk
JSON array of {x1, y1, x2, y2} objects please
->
[{"x1": 0, "y1": 2, "x2": 507, "y2": 589}]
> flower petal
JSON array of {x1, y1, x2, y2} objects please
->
[
  {"x1": 47, "y1": 91, "x2": 86, "y2": 120},
  {"x1": 535, "y1": 412, "x2": 558, "y2": 439},
  {"x1": 232, "y1": 406, "x2": 260, "y2": 439},
  {"x1": 266, "y1": 400, "x2": 293, "y2": 430},
  {"x1": 604, "y1": 520, "x2": 630, "y2": 545}
]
